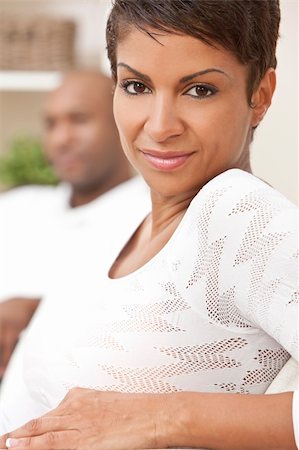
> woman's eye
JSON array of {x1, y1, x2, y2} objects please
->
[
  {"x1": 185, "y1": 85, "x2": 216, "y2": 98},
  {"x1": 122, "y1": 81, "x2": 151, "y2": 95}
]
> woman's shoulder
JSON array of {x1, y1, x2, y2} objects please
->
[
  {"x1": 184, "y1": 168, "x2": 297, "y2": 248},
  {"x1": 191, "y1": 169, "x2": 297, "y2": 214}
]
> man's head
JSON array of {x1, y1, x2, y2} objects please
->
[
  {"x1": 106, "y1": 0, "x2": 280, "y2": 104},
  {"x1": 44, "y1": 70, "x2": 131, "y2": 204}
]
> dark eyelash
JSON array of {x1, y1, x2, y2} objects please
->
[
  {"x1": 119, "y1": 80, "x2": 149, "y2": 96},
  {"x1": 119, "y1": 80, "x2": 133, "y2": 89},
  {"x1": 119, "y1": 80, "x2": 217, "y2": 99},
  {"x1": 118, "y1": 80, "x2": 130, "y2": 94},
  {"x1": 118, "y1": 80, "x2": 133, "y2": 97},
  {"x1": 185, "y1": 83, "x2": 218, "y2": 98}
]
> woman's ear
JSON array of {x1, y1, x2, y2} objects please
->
[{"x1": 250, "y1": 68, "x2": 276, "y2": 127}]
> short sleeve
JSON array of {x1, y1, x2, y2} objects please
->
[{"x1": 232, "y1": 181, "x2": 298, "y2": 359}]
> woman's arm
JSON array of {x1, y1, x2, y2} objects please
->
[
  {"x1": 0, "y1": 388, "x2": 297, "y2": 450},
  {"x1": 168, "y1": 391, "x2": 296, "y2": 450}
]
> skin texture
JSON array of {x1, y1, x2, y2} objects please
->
[
  {"x1": 0, "y1": 389, "x2": 296, "y2": 450},
  {"x1": 0, "y1": 31, "x2": 295, "y2": 450},
  {"x1": 0, "y1": 71, "x2": 132, "y2": 377}
]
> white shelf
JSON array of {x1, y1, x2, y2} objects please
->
[{"x1": 0, "y1": 71, "x2": 63, "y2": 92}]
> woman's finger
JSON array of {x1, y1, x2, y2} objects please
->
[
  {"x1": 5, "y1": 430, "x2": 77, "y2": 450},
  {"x1": 0, "y1": 415, "x2": 70, "y2": 448}
]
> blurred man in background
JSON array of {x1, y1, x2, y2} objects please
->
[{"x1": 0, "y1": 70, "x2": 149, "y2": 377}]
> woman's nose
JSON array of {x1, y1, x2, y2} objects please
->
[{"x1": 143, "y1": 95, "x2": 184, "y2": 143}]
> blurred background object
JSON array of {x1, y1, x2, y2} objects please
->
[
  {"x1": 0, "y1": 0, "x2": 112, "y2": 192},
  {"x1": 0, "y1": 0, "x2": 297, "y2": 203},
  {"x1": 0, "y1": 136, "x2": 58, "y2": 189},
  {"x1": 0, "y1": 15, "x2": 76, "y2": 71}
]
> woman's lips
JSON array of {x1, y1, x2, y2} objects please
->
[{"x1": 140, "y1": 150, "x2": 193, "y2": 170}]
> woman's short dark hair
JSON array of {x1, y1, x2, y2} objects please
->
[{"x1": 106, "y1": 0, "x2": 280, "y2": 103}]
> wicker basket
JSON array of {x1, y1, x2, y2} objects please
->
[{"x1": 0, "y1": 15, "x2": 76, "y2": 70}]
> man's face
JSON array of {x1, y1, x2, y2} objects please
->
[{"x1": 44, "y1": 76, "x2": 122, "y2": 192}]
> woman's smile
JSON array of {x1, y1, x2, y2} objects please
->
[{"x1": 140, "y1": 149, "x2": 194, "y2": 171}]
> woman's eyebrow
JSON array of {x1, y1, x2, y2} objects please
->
[
  {"x1": 117, "y1": 63, "x2": 151, "y2": 82},
  {"x1": 180, "y1": 68, "x2": 230, "y2": 83},
  {"x1": 117, "y1": 63, "x2": 230, "y2": 84}
]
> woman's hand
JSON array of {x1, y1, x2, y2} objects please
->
[
  {"x1": 0, "y1": 389, "x2": 296, "y2": 450},
  {"x1": 0, "y1": 388, "x2": 172, "y2": 450}
]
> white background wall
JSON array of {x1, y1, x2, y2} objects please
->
[
  {"x1": 251, "y1": 0, "x2": 298, "y2": 204},
  {"x1": 0, "y1": 0, "x2": 298, "y2": 203}
]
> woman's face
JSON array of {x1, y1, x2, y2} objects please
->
[{"x1": 113, "y1": 27, "x2": 257, "y2": 199}]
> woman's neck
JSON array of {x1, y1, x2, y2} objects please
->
[{"x1": 149, "y1": 191, "x2": 195, "y2": 238}]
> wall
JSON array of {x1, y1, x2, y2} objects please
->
[{"x1": 251, "y1": 0, "x2": 298, "y2": 204}]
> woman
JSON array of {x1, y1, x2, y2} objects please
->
[{"x1": 0, "y1": 1, "x2": 298, "y2": 449}]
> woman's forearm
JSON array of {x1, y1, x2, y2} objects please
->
[
  {"x1": 0, "y1": 389, "x2": 296, "y2": 450},
  {"x1": 163, "y1": 391, "x2": 296, "y2": 449}
]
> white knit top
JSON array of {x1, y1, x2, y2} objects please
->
[{"x1": 0, "y1": 169, "x2": 297, "y2": 432}]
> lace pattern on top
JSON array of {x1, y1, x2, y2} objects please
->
[{"x1": 21, "y1": 170, "x2": 297, "y2": 406}]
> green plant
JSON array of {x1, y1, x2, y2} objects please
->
[{"x1": 0, "y1": 137, "x2": 58, "y2": 187}]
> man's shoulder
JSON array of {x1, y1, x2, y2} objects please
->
[
  {"x1": 0, "y1": 184, "x2": 70, "y2": 219},
  {"x1": 108, "y1": 176, "x2": 148, "y2": 199},
  {"x1": 0, "y1": 184, "x2": 67, "y2": 206},
  {"x1": 91, "y1": 176, "x2": 150, "y2": 209}
]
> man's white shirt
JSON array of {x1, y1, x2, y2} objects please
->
[{"x1": 0, "y1": 177, "x2": 150, "y2": 301}]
